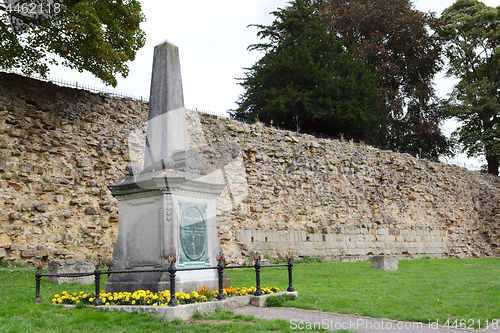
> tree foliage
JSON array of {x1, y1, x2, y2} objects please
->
[
  {"x1": 440, "y1": 0, "x2": 500, "y2": 175},
  {"x1": 314, "y1": 0, "x2": 452, "y2": 159},
  {"x1": 231, "y1": 0, "x2": 382, "y2": 142},
  {"x1": 0, "y1": 0, "x2": 146, "y2": 87}
]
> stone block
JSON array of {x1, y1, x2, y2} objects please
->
[
  {"x1": 407, "y1": 248, "x2": 419, "y2": 255},
  {"x1": 334, "y1": 235, "x2": 345, "y2": 242},
  {"x1": 382, "y1": 248, "x2": 393, "y2": 255},
  {"x1": 309, "y1": 234, "x2": 323, "y2": 242},
  {"x1": 332, "y1": 241, "x2": 346, "y2": 249},
  {"x1": 236, "y1": 230, "x2": 252, "y2": 243},
  {"x1": 289, "y1": 231, "x2": 307, "y2": 242},
  {"x1": 323, "y1": 234, "x2": 335, "y2": 242},
  {"x1": 0, "y1": 248, "x2": 6, "y2": 258},
  {"x1": 47, "y1": 259, "x2": 94, "y2": 285},
  {"x1": 370, "y1": 255, "x2": 398, "y2": 271},
  {"x1": 11, "y1": 244, "x2": 27, "y2": 251},
  {"x1": 364, "y1": 234, "x2": 375, "y2": 242},
  {"x1": 278, "y1": 232, "x2": 290, "y2": 242}
]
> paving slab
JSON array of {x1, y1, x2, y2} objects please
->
[{"x1": 232, "y1": 306, "x2": 500, "y2": 333}]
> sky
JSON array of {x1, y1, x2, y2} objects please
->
[{"x1": 45, "y1": 0, "x2": 500, "y2": 170}]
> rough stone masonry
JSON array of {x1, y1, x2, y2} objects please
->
[{"x1": 0, "y1": 72, "x2": 499, "y2": 265}]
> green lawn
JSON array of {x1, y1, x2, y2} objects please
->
[
  {"x1": 1, "y1": 258, "x2": 499, "y2": 331},
  {"x1": 229, "y1": 257, "x2": 500, "y2": 327},
  {"x1": 0, "y1": 263, "x2": 326, "y2": 333}
]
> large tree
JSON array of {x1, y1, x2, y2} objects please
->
[
  {"x1": 231, "y1": 0, "x2": 382, "y2": 142},
  {"x1": 315, "y1": 0, "x2": 452, "y2": 159},
  {"x1": 0, "y1": 0, "x2": 145, "y2": 87},
  {"x1": 440, "y1": 0, "x2": 500, "y2": 175}
]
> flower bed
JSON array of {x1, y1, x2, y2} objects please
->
[{"x1": 52, "y1": 286, "x2": 279, "y2": 306}]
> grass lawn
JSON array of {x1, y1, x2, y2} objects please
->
[
  {"x1": 229, "y1": 257, "x2": 500, "y2": 327},
  {"x1": 1, "y1": 258, "x2": 498, "y2": 331},
  {"x1": 0, "y1": 263, "x2": 328, "y2": 332}
]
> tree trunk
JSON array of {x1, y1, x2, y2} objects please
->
[{"x1": 486, "y1": 154, "x2": 499, "y2": 176}]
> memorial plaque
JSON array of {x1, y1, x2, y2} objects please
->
[{"x1": 179, "y1": 201, "x2": 209, "y2": 266}]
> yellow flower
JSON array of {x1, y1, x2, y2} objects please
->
[
  {"x1": 132, "y1": 300, "x2": 136, "y2": 305},
  {"x1": 108, "y1": 296, "x2": 113, "y2": 301},
  {"x1": 105, "y1": 302, "x2": 110, "y2": 306},
  {"x1": 89, "y1": 298, "x2": 94, "y2": 302}
]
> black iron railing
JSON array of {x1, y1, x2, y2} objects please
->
[{"x1": 33, "y1": 254, "x2": 295, "y2": 306}]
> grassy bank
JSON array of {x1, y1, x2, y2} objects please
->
[
  {"x1": 0, "y1": 263, "x2": 323, "y2": 332},
  {"x1": 229, "y1": 257, "x2": 500, "y2": 327},
  {"x1": 1, "y1": 258, "x2": 498, "y2": 331}
]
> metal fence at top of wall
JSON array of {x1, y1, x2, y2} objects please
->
[
  {"x1": 1, "y1": 68, "x2": 234, "y2": 119},
  {"x1": 1, "y1": 68, "x2": 149, "y2": 102}
]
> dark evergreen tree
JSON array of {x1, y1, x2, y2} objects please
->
[
  {"x1": 315, "y1": 0, "x2": 453, "y2": 159},
  {"x1": 231, "y1": 0, "x2": 382, "y2": 142}
]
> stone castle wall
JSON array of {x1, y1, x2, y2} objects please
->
[{"x1": 0, "y1": 72, "x2": 499, "y2": 264}]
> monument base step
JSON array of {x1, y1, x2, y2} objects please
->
[
  {"x1": 158, "y1": 277, "x2": 231, "y2": 294},
  {"x1": 97, "y1": 291, "x2": 298, "y2": 321}
]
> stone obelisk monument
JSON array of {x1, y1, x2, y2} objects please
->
[{"x1": 105, "y1": 40, "x2": 227, "y2": 293}]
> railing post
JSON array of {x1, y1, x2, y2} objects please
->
[
  {"x1": 106, "y1": 259, "x2": 114, "y2": 276},
  {"x1": 216, "y1": 255, "x2": 226, "y2": 300},
  {"x1": 33, "y1": 262, "x2": 43, "y2": 303},
  {"x1": 286, "y1": 254, "x2": 295, "y2": 292},
  {"x1": 93, "y1": 259, "x2": 102, "y2": 306},
  {"x1": 168, "y1": 255, "x2": 178, "y2": 306},
  {"x1": 253, "y1": 254, "x2": 263, "y2": 296}
]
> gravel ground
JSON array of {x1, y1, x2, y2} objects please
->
[{"x1": 232, "y1": 306, "x2": 500, "y2": 333}]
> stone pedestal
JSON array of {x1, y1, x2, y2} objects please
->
[
  {"x1": 105, "y1": 170, "x2": 227, "y2": 293},
  {"x1": 47, "y1": 259, "x2": 94, "y2": 285},
  {"x1": 105, "y1": 39, "x2": 229, "y2": 294},
  {"x1": 370, "y1": 255, "x2": 398, "y2": 271}
]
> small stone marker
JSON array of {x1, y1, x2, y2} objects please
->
[
  {"x1": 47, "y1": 259, "x2": 94, "y2": 285},
  {"x1": 370, "y1": 255, "x2": 398, "y2": 271}
]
